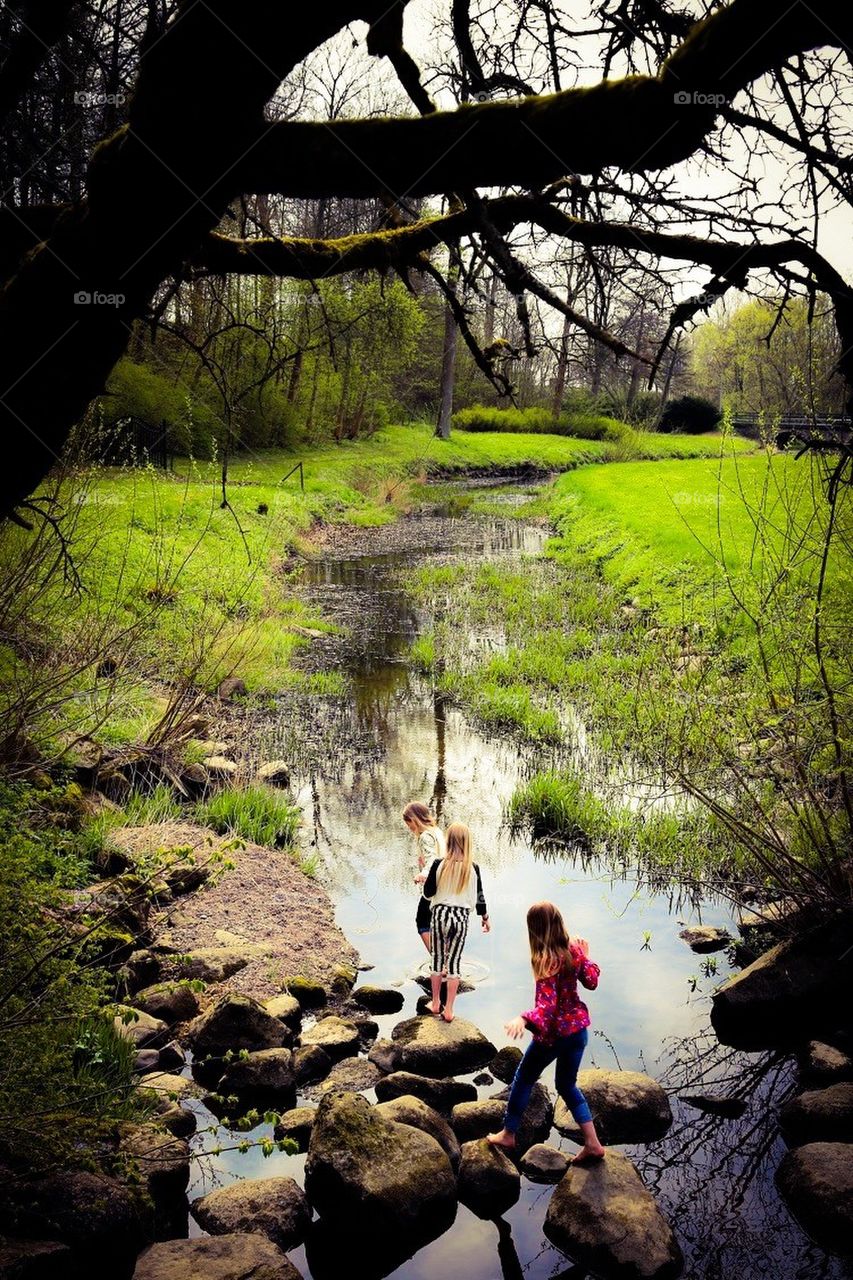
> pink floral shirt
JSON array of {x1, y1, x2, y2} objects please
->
[{"x1": 521, "y1": 946, "x2": 600, "y2": 1045}]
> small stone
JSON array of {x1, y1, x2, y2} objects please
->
[
  {"x1": 265, "y1": 994, "x2": 302, "y2": 1030},
  {"x1": 520, "y1": 1143, "x2": 569, "y2": 1183},
  {"x1": 390, "y1": 1015, "x2": 496, "y2": 1077},
  {"x1": 554, "y1": 1069, "x2": 672, "y2": 1144},
  {"x1": 274, "y1": 1107, "x2": 316, "y2": 1151},
  {"x1": 300, "y1": 1016, "x2": 361, "y2": 1062},
  {"x1": 158, "y1": 1104, "x2": 197, "y2": 1139},
  {"x1": 489, "y1": 1045, "x2": 522, "y2": 1084},
  {"x1": 176, "y1": 947, "x2": 260, "y2": 984},
  {"x1": 189, "y1": 993, "x2": 291, "y2": 1058},
  {"x1": 294, "y1": 1044, "x2": 332, "y2": 1086},
  {"x1": 118, "y1": 1123, "x2": 190, "y2": 1203},
  {"x1": 678, "y1": 925, "x2": 732, "y2": 953},
  {"x1": 353, "y1": 985, "x2": 405, "y2": 1014},
  {"x1": 330, "y1": 963, "x2": 358, "y2": 995},
  {"x1": 257, "y1": 760, "x2": 291, "y2": 787},
  {"x1": 473, "y1": 1072, "x2": 493, "y2": 1086}
]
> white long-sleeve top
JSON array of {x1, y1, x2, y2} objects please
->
[{"x1": 423, "y1": 858, "x2": 488, "y2": 916}]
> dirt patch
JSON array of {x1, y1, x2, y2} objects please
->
[{"x1": 114, "y1": 821, "x2": 358, "y2": 999}]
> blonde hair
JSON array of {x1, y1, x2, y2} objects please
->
[
  {"x1": 402, "y1": 801, "x2": 435, "y2": 835},
  {"x1": 438, "y1": 822, "x2": 474, "y2": 896},
  {"x1": 527, "y1": 901, "x2": 577, "y2": 980}
]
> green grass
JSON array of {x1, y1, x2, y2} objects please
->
[{"x1": 195, "y1": 785, "x2": 301, "y2": 848}]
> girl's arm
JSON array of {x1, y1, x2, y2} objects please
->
[
  {"x1": 572, "y1": 940, "x2": 600, "y2": 990},
  {"x1": 474, "y1": 864, "x2": 488, "y2": 917},
  {"x1": 422, "y1": 859, "x2": 440, "y2": 900},
  {"x1": 520, "y1": 976, "x2": 557, "y2": 1037}
]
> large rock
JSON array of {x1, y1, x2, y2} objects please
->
[
  {"x1": 189, "y1": 994, "x2": 290, "y2": 1059},
  {"x1": 158, "y1": 1104, "x2": 197, "y2": 1139},
  {"x1": 678, "y1": 925, "x2": 731, "y2": 953},
  {"x1": 554, "y1": 1070, "x2": 672, "y2": 1144},
  {"x1": 133, "y1": 982, "x2": 200, "y2": 1025},
  {"x1": 711, "y1": 912, "x2": 853, "y2": 1049},
  {"x1": 114, "y1": 1005, "x2": 169, "y2": 1050},
  {"x1": 192, "y1": 1177, "x2": 310, "y2": 1251},
  {"x1": 300, "y1": 1015, "x2": 361, "y2": 1062},
  {"x1": 0, "y1": 1237, "x2": 73, "y2": 1276},
  {"x1": 304, "y1": 1090, "x2": 456, "y2": 1240},
  {"x1": 373, "y1": 1070, "x2": 477, "y2": 1113},
  {"x1": 294, "y1": 1044, "x2": 332, "y2": 1086},
  {"x1": 274, "y1": 1107, "x2": 316, "y2": 1151},
  {"x1": 451, "y1": 1084, "x2": 553, "y2": 1158},
  {"x1": 134, "y1": 1048, "x2": 161, "y2": 1075},
  {"x1": 544, "y1": 1150, "x2": 684, "y2": 1280},
  {"x1": 775, "y1": 1141, "x2": 853, "y2": 1254},
  {"x1": 282, "y1": 976, "x2": 327, "y2": 1008},
  {"x1": 520, "y1": 1143, "x2": 569, "y2": 1183},
  {"x1": 458, "y1": 1139, "x2": 520, "y2": 1218},
  {"x1": 353, "y1": 985, "x2": 405, "y2": 1014},
  {"x1": 0, "y1": 1170, "x2": 143, "y2": 1258},
  {"x1": 375, "y1": 1095, "x2": 462, "y2": 1172},
  {"x1": 218, "y1": 1049, "x2": 295, "y2": 1102},
  {"x1": 779, "y1": 1082, "x2": 853, "y2": 1146},
  {"x1": 176, "y1": 948, "x2": 261, "y2": 984},
  {"x1": 133, "y1": 1234, "x2": 300, "y2": 1280},
  {"x1": 117, "y1": 1123, "x2": 190, "y2": 1203},
  {"x1": 390, "y1": 1015, "x2": 496, "y2": 1077}
]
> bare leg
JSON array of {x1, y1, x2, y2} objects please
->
[
  {"x1": 442, "y1": 976, "x2": 460, "y2": 1021},
  {"x1": 429, "y1": 971, "x2": 442, "y2": 1015},
  {"x1": 571, "y1": 1118, "x2": 605, "y2": 1163},
  {"x1": 419, "y1": 931, "x2": 431, "y2": 952}
]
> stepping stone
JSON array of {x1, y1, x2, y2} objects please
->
[{"x1": 390, "y1": 1015, "x2": 496, "y2": 1077}]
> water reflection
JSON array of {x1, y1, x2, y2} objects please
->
[{"x1": 195, "y1": 504, "x2": 847, "y2": 1280}]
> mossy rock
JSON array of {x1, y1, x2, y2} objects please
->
[{"x1": 281, "y1": 976, "x2": 328, "y2": 1009}]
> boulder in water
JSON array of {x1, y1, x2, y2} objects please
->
[
  {"x1": 457, "y1": 1139, "x2": 520, "y2": 1218},
  {"x1": 678, "y1": 925, "x2": 731, "y2": 953},
  {"x1": 294, "y1": 1044, "x2": 332, "y2": 1086},
  {"x1": 133, "y1": 1234, "x2": 300, "y2": 1280},
  {"x1": 779, "y1": 1082, "x2": 853, "y2": 1145},
  {"x1": 775, "y1": 1141, "x2": 853, "y2": 1254},
  {"x1": 544, "y1": 1150, "x2": 683, "y2": 1279},
  {"x1": 367, "y1": 1038, "x2": 402, "y2": 1074},
  {"x1": 188, "y1": 994, "x2": 290, "y2": 1059},
  {"x1": 520, "y1": 1143, "x2": 569, "y2": 1183},
  {"x1": 274, "y1": 1107, "x2": 316, "y2": 1151},
  {"x1": 490, "y1": 1045, "x2": 522, "y2": 1084},
  {"x1": 313, "y1": 1057, "x2": 382, "y2": 1097},
  {"x1": 554, "y1": 1069, "x2": 672, "y2": 1144},
  {"x1": 374, "y1": 1070, "x2": 477, "y2": 1113},
  {"x1": 375, "y1": 1095, "x2": 462, "y2": 1172},
  {"x1": 300, "y1": 1015, "x2": 361, "y2": 1062},
  {"x1": 390, "y1": 1015, "x2": 496, "y2": 1077},
  {"x1": 217, "y1": 1049, "x2": 295, "y2": 1103},
  {"x1": 304, "y1": 1090, "x2": 456, "y2": 1240},
  {"x1": 353, "y1": 985, "x2": 405, "y2": 1014},
  {"x1": 798, "y1": 1041, "x2": 853, "y2": 1088},
  {"x1": 191, "y1": 1176, "x2": 310, "y2": 1251},
  {"x1": 264, "y1": 994, "x2": 302, "y2": 1030}
]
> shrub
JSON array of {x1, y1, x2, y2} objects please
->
[
  {"x1": 452, "y1": 404, "x2": 629, "y2": 441},
  {"x1": 196, "y1": 785, "x2": 300, "y2": 848},
  {"x1": 659, "y1": 395, "x2": 721, "y2": 434}
]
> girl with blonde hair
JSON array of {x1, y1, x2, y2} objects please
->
[
  {"x1": 488, "y1": 901, "x2": 605, "y2": 1163},
  {"x1": 402, "y1": 801, "x2": 446, "y2": 952},
  {"x1": 422, "y1": 822, "x2": 490, "y2": 1022}
]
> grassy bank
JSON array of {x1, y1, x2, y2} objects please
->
[{"x1": 411, "y1": 446, "x2": 852, "y2": 897}]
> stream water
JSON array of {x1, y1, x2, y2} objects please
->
[{"x1": 184, "y1": 492, "x2": 849, "y2": 1280}]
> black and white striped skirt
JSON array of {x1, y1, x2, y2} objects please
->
[{"x1": 430, "y1": 904, "x2": 470, "y2": 977}]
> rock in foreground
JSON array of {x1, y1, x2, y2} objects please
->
[
  {"x1": 189, "y1": 994, "x2": 290, "y2": 1059},
  {"x1": 390, "y1": 1016, "x2": 496, "y2": 1077},
  {"x1": 375, "y1": 1095, "x2": 462, "y2": 1171},
  {"x1": 520, "y1": 1143, "x2": 569, "y2": 1183},
  {"x1": 191, "y1": 1177, "x2": 310, "y2": 1251},
  {"x1": 545, "y1": 1150, "x2": 683, "y2": 1280},
  {"x1": 458, "y1": 1139, "x2": 520, "y2": 1218},
  {"x1": 133, "y1": 1234, "x2": 300, "y2": 1280},
  {"x1": 305, "y1": 1091, "x2": 456, "y2": 1240},
  {"x1": 775, "y1": 1141, "x2": 853, "y2": 1254},
  {"x1": 554, "y1": 1069, "x2": 672, "y2": 1144}
]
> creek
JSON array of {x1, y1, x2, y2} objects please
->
[{"x1": 184, "y1": 487, "x2": 845, "y2": 1280}]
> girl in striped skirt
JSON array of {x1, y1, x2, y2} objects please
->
[{"x1": 422, "y1": 822, "x2": 490, "y2": 1022}]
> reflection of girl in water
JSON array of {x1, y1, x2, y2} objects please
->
[{"x1": 402, "y1": 801, "x2": 446, "y2": 953}]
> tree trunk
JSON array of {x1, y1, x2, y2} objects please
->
[{"x1": 435, "y1": 253, "x2": 459, "y2": 440}]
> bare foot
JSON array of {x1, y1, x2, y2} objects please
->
[
  {"x1": 429, "y1": 1001, "x2": 441, "y2": 1015},
  {"x1": 571, "y1": 1144, "x2": 605, "y2": 1164},
  {"x1": 487, "y1": 1129, "x2": 516, "y2": 1150},
  {"x1": 441, "y1": 1010, "x2": 455, "y2": 1022}
]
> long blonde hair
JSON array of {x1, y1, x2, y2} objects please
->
[
  {"x1": 527, "y1": 902, "x2": 577, "y2": 980},
  {"x1": 438, "y1": 823, "x2": 473, "y2": 895},
  {"x1": 402, "y1": 801, "x2": 435, "y2": 835}
]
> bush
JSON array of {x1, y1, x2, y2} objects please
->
[
  {"x1": 452, "y1": 404, "x2": 629, "y2": 441},
  {"x1": 659, "y1": 395, "x2": 721, "y2": 434}
]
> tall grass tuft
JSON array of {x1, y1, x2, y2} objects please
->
[{"x1": 196, "y1": 785, "x2": 300, "y2": 848}]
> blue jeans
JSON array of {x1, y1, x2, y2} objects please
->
[{"x1": 504, "y1": 1026, "x2": 592, "y2": 1132}]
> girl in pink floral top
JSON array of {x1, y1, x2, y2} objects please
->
[{"x1": 488, "y1": 902, "x2": 605, "y2": 1163}]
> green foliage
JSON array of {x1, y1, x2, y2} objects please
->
[
  {"x1": 452, "y1": 404, "x2": 628, "y2": 442},
  {"x1": 659, "y1": 394, "x2": 721, "y2": 434},
  {"x1": 196, "y1": 785, "x2": 300, "y2": 848}
]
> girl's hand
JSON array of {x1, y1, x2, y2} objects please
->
[
  {"x1": 573, "y1": 936, "x2": 590, "y2": 957},
  {"x1": 482, "y1": 916, "x2": 491, "y2": 933},
  {"x1": 504, "y1": 1015, "x2": 526, "y2": 1040},
  {"x1": 414, "y1": 874, "x2": 426, "y2": 884}
]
